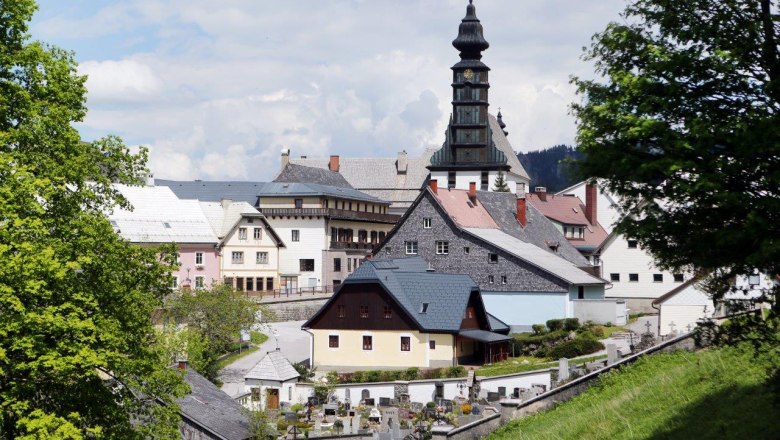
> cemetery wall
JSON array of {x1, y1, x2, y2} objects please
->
[
  {"x1": 263, "y1": 297, "x2": 329, "y2": 322},
  {"x1": 501, "y1": 332, "x2": 697, "y2": 420},
  {"x1": 431, "y1": 414, "x2": 502, "y2": 440}
]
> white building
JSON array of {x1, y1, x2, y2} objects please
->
[
  {"x1": 241, "y1": 349, "x2": 305, "y2": 410},
  {"x1": 652, "y1": 279, "x2": 714, "y2": 337},
  {"x1": 200, "y1": 200, "x2": 285, "y2": 293},
  {"x1": 558, "y1": 181, "x2": 692, "y2": 312}
]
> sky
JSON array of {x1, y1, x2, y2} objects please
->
[{"x1": 30, "y1": 0, "x2": 627, "y2": 181}]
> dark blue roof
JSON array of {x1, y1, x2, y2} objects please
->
[
  {"x1": 156, "y1": 180, "x2": 264, "y2": 205},
  {"x1": 347, "y1": 257, "x2": 480, "y2": 332}
]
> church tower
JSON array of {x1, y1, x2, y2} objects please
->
[{"x1": 428, "y1": 0, "x2": 514, "y2": 192}]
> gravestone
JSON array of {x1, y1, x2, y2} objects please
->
[
  {"x1": 379, "y1": 397, "x2": 391, "y2": 407},
  {"x1": 498, "y1": 387, "x2": 506, "y2": 397},
  {"x1": 607, "y1": 343, "x2": 619, "y2": 365},
  {"x1": 486, "y1": 392, "x2": 500, "y2": 402},
  {"x1": 364, "y1": 398, "x2": 375, "y2": 406},
  {"x1": 513, "y1": 388, "x2": 520, "y2": 399},
  {"x1": 558, "y1": 358, "x2": 570, "y2": 381},
  {"x1": 351, "y1": 415, "x2": 361, "y2": 434}
]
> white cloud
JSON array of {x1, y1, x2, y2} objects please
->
[
  {"x1": 34, "y1": 0, "x2": 627, "y2": 180},
  {"x1": 79, "y1": 59, "x2": 163, "y2": 103}
]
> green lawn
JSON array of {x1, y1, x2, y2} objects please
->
[
  {"x1": 488, "y1": 346, "x2": 779, "y2": 440},
  {"x1": 476, "y1": 354, "x2": 607, "y2": 377}
]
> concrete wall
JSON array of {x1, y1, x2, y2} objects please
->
[
  {"x1": 431, "y1": 414, "x2": 502, "y2": 440},
  {"x1": 478, "y1": 370, "x2": 552, "y2": 399},
  {"x1": 572, "y1": 299, "x2": 627, "y2": 326}
]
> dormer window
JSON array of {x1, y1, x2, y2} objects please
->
[
  {"x1": 294, "y1": 198, "x2": 303, "y2": 209},
  {"x1": 423, "y1": 218, "x2": 432, "y2": 229},
  {"x1": 627, "y1": 239, "x2": 638, "y2": 248},
  {"x1": 420, "y1": 303, "x2": 429, "y2": 314},
  {"x1": 564, "y1": 225, "x2": 585, "y2": 239}
]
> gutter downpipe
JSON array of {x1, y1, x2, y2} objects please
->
[
  {"x1": 302, "y1": 327, "x2": 315, "y2": 369},
  {"x1": 651, "y1": 301, "x2": 662, "y2": 337}
]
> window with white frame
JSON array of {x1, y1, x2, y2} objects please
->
[
  {"x1": 362, "y1": 335, "x2": 373, "y2": 350},
  {"x1": 232, "y1": 251, "x2": 244, "y2": 264},
  {"x1": 291, "y1": 230, "x2": 300, "y2": 242},
  {"x1": 405, "y1": 241, "x2": 418, "y2": 255},
  {"x1": 435, "y1": 241, "x2": 449, "y2": 255},
  {"x1": 423, "y1": 218, "x2": 432, "y2": 229},
  {"x1": 195, "y1": 252, "x2": 203, "y2": 265},
  {"x1": 195, "y1": 276, "x2": 204, "y2": 288},
  {"x1": 400, "y1": 336, "x2": 411, "y2": 352},
  {"x1": 170, "y1": 276, "x2": 178, "y2": 289},
  {"x1": 501, "y1": 275, "x2": 507, "y2": 284},
  {"x1": 253, "y1": 228, "x2": 262, "y2": 240},
  {"x1": 256, "y1": 252, "x2": 269, "y2": 264},
  {"x1": 238, "y1": 227, "x2": 247, "y2": 240}
]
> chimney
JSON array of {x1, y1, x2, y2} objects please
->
[
  {"x1": 396, "y1": 151, "x2": 408, "y2": 174},
  {"x1": 221, "y1": 198, "x2": 233, "y2": 210},
  {"x1": 329, "y1": 155, "x2": 340, "y2": 172},
  {"x1": 430, "y1": 179, "x2": 438, "y2": 194},
  {"x1": 585, "y1": 182, "x2": 597, "y2": 226},
  {"x1": 468, "y1": 182, "x2": 477, "y2": 203},
  {"x1": 517, "y1": 194, "x2": 527, "y2": 227},
  {"x1": 280, "y1": 148, "x2": 290, "y2": 168},
  {"x1": 535, "y1": 186, "x2": 547, "y2": 202},
  {"x1": 146, "y1": 172, "x2": 154, "y2": 187}
]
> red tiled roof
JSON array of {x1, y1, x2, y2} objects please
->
[
  {"x1": 526, "y1": 193, "x2": 608, "y2": 248},
  {"x1": 432, "y1": 189, "x2": 499, "y2": 229}
]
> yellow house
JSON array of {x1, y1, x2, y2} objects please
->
[{"x1": 302, "y1": 257, "x2": 511, "y2": 370}]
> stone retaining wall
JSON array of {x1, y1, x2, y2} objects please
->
[
  {"x1": 431, "y1": 413, "x2": 502, "y2": 440},
  {"x1": 263, "y1": 298, "x2": 329, "y2": 322}
]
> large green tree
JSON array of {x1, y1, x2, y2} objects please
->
[
  {"x1": 0, "y1": 1, "x2": 186, "y2": 438},
  {"x1": 165, "y1": 285, "x2": 266, "y2": 383},
  {"x1": 573, "y1": 0, "x2": 779, "y2": 316}
]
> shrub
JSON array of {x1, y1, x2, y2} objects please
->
[
  {"x1": 380, "y1": 370, "x2": 401, "y2": 382},
  {"x1": 291, "y1": 403, "x2": 304, "y2": 413},
  {"x1": 404, "y1": 367, "x2": 420, "y2": 381},
  {"x1": 546, "y1": 337, "x2": 605, "y2": 359},
  {"x1": 461, "y1": 403, "x2": 472, "y2": 415},
  {"x1": 531, "y1": 324, "x2": 546, "y2": 335},
  {"x1": 448, "y1": 365, "x2": 466, "y2": 377},
  {"x1": 325, "y1": 371, "x2": 340, "y2": 384},
  {"x1": 546, "y1": 319, "x2": 564, "y2": 331},
  {"x1": 351, "y1": 371, "x2": 365, "y2": 383},
  {"x1": 563, "y1": 318, "x2": 580, "y2": 331},
  {"x1": 426, "y1": 401, "x2": 437, "y2": 409},
  {"x1": 365, "y1": 370, "x2": 381, "y2": 383}
]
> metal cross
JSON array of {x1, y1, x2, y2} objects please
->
[
  {"x1": 686, "y1": 323, "x2": 693, "y2": 333},
  {"x1": 645, "y1": 320, "x2": 652, "y2": 332},
  {"x1": 669, "y1": 321, "x2": 676, "y2": 333}
]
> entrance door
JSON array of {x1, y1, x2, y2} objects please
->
[{"x1": 267, "y1": 389, "x2": 280, "y2": 410}]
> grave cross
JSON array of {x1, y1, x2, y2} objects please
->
[
  {"x1": 644, "y1": 320, "x2": 652, "y2": 333},
  {"x1": 668, "y1": 321, "x2": 676, "y2": 333},
  {"x1": 686, "y1": 323, "x2": 693, "y2": 333}
]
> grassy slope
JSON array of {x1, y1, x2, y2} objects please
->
[{"x1": 488, "y1": 346, "x2": 779, "y2": 440}]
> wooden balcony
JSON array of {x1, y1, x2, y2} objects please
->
[
  {"x1": 329, "y1": 241, "x2": 376, "y2": 250},
  {"x1": 259, "y1": 208, "x2": 400, "y2": 224}
]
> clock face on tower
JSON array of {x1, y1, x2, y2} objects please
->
[{"x1": 463, "y1": 69, "x2": 474, "y2": 81}]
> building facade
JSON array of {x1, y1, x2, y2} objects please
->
[{"x1": 303, "y1": 257, "x2": 511, "y2": 370}]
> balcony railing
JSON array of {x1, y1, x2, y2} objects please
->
[
  {"x1": 242, "y1": 285, "x2": 334, "y2": 301},
  {"x1": 259, "y1": 208, "x2": 400, "y2": 224},
  {"x1": 329, "y1": 241, "x2": 377, "y2": 250}
]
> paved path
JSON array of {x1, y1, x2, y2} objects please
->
[{"x1": 219, "y1": 320, "x2": 310, "y2": 397}]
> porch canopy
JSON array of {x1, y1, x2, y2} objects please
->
[{"x1": 458, "y1": 329, "x2": 512, "y2": 343}]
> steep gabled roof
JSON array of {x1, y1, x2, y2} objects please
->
[
  {"x1": 305, "y1": 257, "x2": 501, "y2": 334},
  {"x1": 274, "y1": 163, "x2": 352, "y2": 188},
  {"x1": 199, "y1": 201, "x2": 285, "y2": 248},
  {"x1": 487, "y1": 113, "x2": 529, "y2": 180},
  {"x1": 178, "y1": 367, "x2": 251, "y2": 440},
  {"x1": 526, "y1": 193, "x2": 609, "y2": 250},
  {"x1": 463, "y1": 228, "x2": 606, "y2": 285},
  {"x1": 110, "y1": 185, "x2": 218, "y2": 244},
  {"x1": 244, "y1": 350, "x2": 300, "y2": 382}
]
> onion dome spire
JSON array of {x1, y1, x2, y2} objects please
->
[
  {"x1": 497, "y1": 108, "x2": 509, "y2": 137},
  {"x1": 452, "y1": 0, "x2": 489, "y2": 60}
]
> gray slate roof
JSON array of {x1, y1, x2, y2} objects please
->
[
  {"x1": 463, "y1": 228, "x2": 605, "y2": 285},
  {"x1": 244, "y1": 350, "x2": 300, "y2": 382},
  {"x1": 257, "y1": 182, "x2": 387, "y2": 204},
  {"x1": 487, "y1": 114, "x2": 530, "y2": 180},
  {"x1": 178, "y1": 368, "x2": 251, "y2": 440},
  {"x1": 274, "y1": 163, "x2": 352, "y2": 188},
  {"x1": 156, "y1": 180, "x2": 265, "y2": 205},
  {"x1": 476, "y1": 191, "x2": 590, "y2": 267},
  {"x1": 345, "y1": 257, "x2": 483, "y2": 332}
]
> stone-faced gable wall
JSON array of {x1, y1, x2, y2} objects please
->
[{"x1": 375, "y1": 193, "x2": 567, "y2": 293}]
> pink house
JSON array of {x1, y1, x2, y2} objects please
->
[{"x1": 109, "y1": 184, "x2": 220, "y2": 288}]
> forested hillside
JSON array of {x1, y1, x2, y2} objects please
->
[{"x1": 517, "y1": 145, "x2": 583, "y2": 192}]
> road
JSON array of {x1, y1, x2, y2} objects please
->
[{"x1": 219, "y1": 320, "x2": 310, "y2": 398}]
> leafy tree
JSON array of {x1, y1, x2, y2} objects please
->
[
  {"x1": 165, "y1": 284, "x2": 268, "y2": 382},
  {"x1": 572, "y1": 1, "x2": 779, "y2": 325},
  {"x1": 492, "y1": 171, "x2": 510, "y2": 192},
  {"x1": 0, "y1": 1, "x2": 187, "y2": 438},
  {"x1": 246, "y1": 409, "x2": 276, "y2": 439}
]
